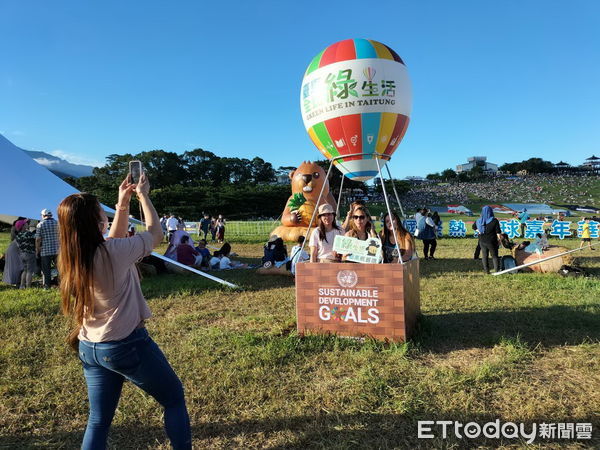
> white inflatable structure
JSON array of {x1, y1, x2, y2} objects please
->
[{"x1": 0, "y1": 134, "x2": 236, "y2": 288}]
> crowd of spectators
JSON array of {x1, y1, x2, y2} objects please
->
[{"x1": 401, "y1": 174, "x2": 599, "y2": 210}]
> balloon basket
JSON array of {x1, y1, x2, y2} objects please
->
[{"x1": 295, "y1": 259, "x2": 420, "y2": 342}]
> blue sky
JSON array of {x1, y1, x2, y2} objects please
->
[{"x1": 1, "y1": 0, "x2": 599, "y2": 179}]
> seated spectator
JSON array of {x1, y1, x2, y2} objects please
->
[
  {"x1": 194, "y1": 239, "x2": 211, "y2": 269},
  {"x1": 176, "y1": 235, "x2": 200, "y2": 266},
  {"x1": 164, "y1": 223, "x2": 194, "y2": 260},
  {"x1": 289, "y1": 235, "x2": 309, "y2": 275},
  {"x1": 218, "y1": 243, "x2": 247, "y2": 269},
  {"x1": 262, "y1": 235, "x2": 288, "y2": 267},
  {"x1": 221, "y1": 243, "x2": 246, "y2": 269},
  {"x1": 538, "y1": 233, "x2": 549, "y2": 250},
  {"x1": 209, "y1": 251, "x2": 222, "y2": 269},
  {"x1": 500, "y1": 233, "x2": 517, "y2": 249}
]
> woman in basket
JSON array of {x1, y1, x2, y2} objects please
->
[{"x1": 309, "y1": 203, "x2": 344, "y2": 263}]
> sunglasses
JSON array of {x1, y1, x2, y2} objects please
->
[{"x1": 353, "y1": 215, "x2": 366, "y2": 220}]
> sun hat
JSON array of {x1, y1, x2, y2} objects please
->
[
  {"x1": 317, "y1": 204, "x2": 334, "y2": 216},
  {"x1": 15, "y1": 219, "x2": 28, "y2": 232}
]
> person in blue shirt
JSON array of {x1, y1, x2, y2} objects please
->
[{"x1": 194, "y1": 239, "x2": 211, "y2": 269}]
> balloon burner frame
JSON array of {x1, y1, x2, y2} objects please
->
[{"x1": 299, "y1": 153, "x2": 408, "y2": 264}]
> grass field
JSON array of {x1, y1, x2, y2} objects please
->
[{"x1": 0, "y1": 232, "x2": 599, "y2": 448}]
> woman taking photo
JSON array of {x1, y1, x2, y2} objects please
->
[
  {"x1": 58, "y1": 174, "x2": 191, "y2": 449},
  {"x1": 309, "y1": 204, "x2": 343, "y2": 263},
  {"x1": 380, "y1": 212, "x2": 415, "y2": 263}
]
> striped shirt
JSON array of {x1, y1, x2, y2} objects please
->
[{"x1": 36, "y1": 218, "x2": 59, "y2": 256}]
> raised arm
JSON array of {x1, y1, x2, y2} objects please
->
[
  {"x1": 108, "y1": 176, "x2": 136, "y2": 239},
  {"x1": 135, "y1": 174, "x2": 163, "y2": 248}
]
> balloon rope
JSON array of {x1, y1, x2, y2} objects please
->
[
  {"x1": 335, "y1": 172, "x2": 345, "y2": 217},
  {"x1": 385, "y1": 165, "x2": 406, "y2": 220},
  {"x1": 299, "y1": 159, "x2": 336, "y2": 257},
  {"x1": 376, "y1": 157, "x2": 403, "y2": 265}
]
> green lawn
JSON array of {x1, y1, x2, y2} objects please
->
[{"x1": 0, "y1": 233, "x2": 599, "y2": 448}]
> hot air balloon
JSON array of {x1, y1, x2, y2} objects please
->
[{"x1": 300, "y1": 39, "x2": 412, "y2": 181}]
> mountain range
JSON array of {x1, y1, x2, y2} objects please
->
[{"x1": 0, "y1": 133, "x2": 96, "y2": 178}]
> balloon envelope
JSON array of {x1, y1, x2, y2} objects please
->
[{"x1": 300, "y1": 39, "x2": 412, "y2": 181}]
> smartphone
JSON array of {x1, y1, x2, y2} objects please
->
[{"x1": 129, "y1": 160, "x2": 143, "y2": 184}]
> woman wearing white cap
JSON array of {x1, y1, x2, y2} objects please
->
[{"x1": 309, "y1": 204, "x2": 343, "y2": 263}]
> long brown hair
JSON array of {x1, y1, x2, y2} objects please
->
[
  {"x1": 317, "y1": 213, "x2": 341, "y2": 242},
  {"x1": 58, "y1": 193, "x2": 107, "y2": 350},
  {"x1": 346, "y1": 206, "x2": 374, "y2": 238},
  {"x1": 380, "y1": 212, "x2": 414, "y2": 250}
]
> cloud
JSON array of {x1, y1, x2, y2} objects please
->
[
  {"x1": 50, "y1": 150, "x2": 103, "y2": 167},
  {"x1": 34, "y1": 158, "x2": 59, "y2": 167},
  {"x1": 11, "y1": 130, "x2": 25, "y2": 136}
]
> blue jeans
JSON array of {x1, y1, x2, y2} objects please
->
[{"x1": 78, "y1": 328, "x2": 191, "y2": 449}]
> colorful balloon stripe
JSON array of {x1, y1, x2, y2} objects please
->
[
  {"x1": 306, "y1": 49, "x2": 325, "y2": 75},
  {"x1": 323, "y1": 117, "x2": 348, "y2": 161},
  {"x1": 335, "y1": 39, "x2": 356, "y2": 62},
  {"x1": 339, "y1": 114, "x2": 362, "y2": 161},
  {"x1": 370, "y1": 40, "x2": 394, "y2": 61},
  {"x1": 354, "y1": 39, "x2": 378, "y2": 59},
  {"x1": 305, "y1": 39, "x2": 405, "y2": 75},
  {"x1": 309, "y1": 113, "x2": 409, "y2": 164},
  {"x1": 360, "y1": 112, "x2": 380, "y2": 156},
  {"x1": 375, "y1": 112, "x2": 397, "y2": 154},
  {"x1": 383, "y1": 115, "x2": 409, "y2": 157},
  {"x1": 311, "y1": 122, "x2": 340, "y2": 159},
  {"x1": 307, "y1": 127, "x2": 331, "y2": 160}
]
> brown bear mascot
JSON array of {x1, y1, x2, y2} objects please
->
[{"x1": 271, "y1": 161, "x2": 338, "y2": 242}]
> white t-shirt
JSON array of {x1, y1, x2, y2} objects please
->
[
  {"x1": 209, "y1": 256, "x2": 221, "y2": 269},
  {"x1": 219, "y1": 256, "x2": 232, "y2": 269},
  {"x1": 290, "y1": 244, "x2": 309, "y2": 274},
  {"x1": 166, "y1": 217, "x2": 179, "y2": 231},
  {"x1": 309, "y1": 227, "x2": 343, "y2": 261}
]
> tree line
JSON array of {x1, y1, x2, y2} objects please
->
[
  {"x1": 426, "y1": 158, "x2": 560, "y2": 182},
  {"x1": 66, "y1": 150, "x2": 386, "y2": 220},
  {"x1": 68, "y1": 149, "x2": 290, "y2": 220}
]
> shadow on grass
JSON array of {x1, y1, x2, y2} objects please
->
[
  {"x1": 420, "y1": 255, "x2": 600, "y2": 277},
  {"x1": 2, "y1": 412, "x2": 597, "y2": 449},
  {"x1": 416, "y1": 305, "x2": 600, "y2": 353},
  {"x1": 0, "y1": 283, "x2": 19, "y2": 292},
  {"x1": 141, "y1": 270, "x2": 295, "y2": 298},
  {"x1": 419, "y1": 258, "x2": 483, "y2": 276}
]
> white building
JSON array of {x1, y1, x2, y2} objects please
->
[{"x1": 456, "y1": 156, "x2": 498, "y2": 174}]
